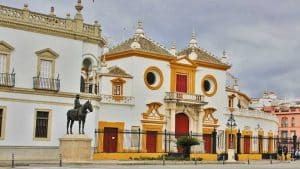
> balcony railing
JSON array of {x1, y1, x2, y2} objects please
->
[
  {"x1": 0, "y1": 73, "x2": 15, "y2": 87},
  {"x1": 164, "y1": 92, "x2": 205, "y2": 105},
  {"x1": 81, "y1": 82, "x2": 98, "y2": 95},
  {"x1": 226, "y1": 109, "x2": 279, "y2": 123},
  {"x1": 100, "y1": 94, "x2": 135, "y2": 105},
  {"x1": 33, "y1": 76, "x2": 60, "y2": 92}
]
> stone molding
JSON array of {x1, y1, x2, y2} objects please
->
[{"x1": 0, "y1": 5, "x2": 106, "y2": 46}]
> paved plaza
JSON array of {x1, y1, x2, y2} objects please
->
[{"x1": 1, "y1": 160, "x2": 300, "y2": 169}]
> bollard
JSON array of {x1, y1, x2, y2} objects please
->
[
  {"x1": 247, "y1": 155, "x2": 250, "y2": 165},
  {"x1": 59, "y1": 154, "x2": 62, "y2": 167},
  {"x1": 222, "y1": 154, "x2": 225, "y2": 165},
  {"x1": 11, "y1": 153, "x2": 15, "y2": 168},
  {"x1": 270, "y1": 154, "x2": 272, "y2": 164},
  {"x1": 162, "y1": 154, "x2": 165, "y2": 166},
  {"x1": 194, "y1": 158, "x2": 197, "y2": 165}
]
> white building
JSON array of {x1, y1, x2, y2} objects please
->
[{"x1": 0, "y1": 1, "x2": 278, "y2": 161}]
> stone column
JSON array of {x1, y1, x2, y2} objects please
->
[
  {"x1": 192, "y1": 106, "x2": 204, "y2": 153},
  {"x1": 169, "y1": 103, "x2": 177, "y2": 152}
]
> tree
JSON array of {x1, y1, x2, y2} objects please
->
[{"x1": 176, "y1": 136, "x2": 200, "y2": 159}]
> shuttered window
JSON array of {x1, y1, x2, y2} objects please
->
[
  {"x1": 40, "y1": 59, "x2": 52, "y2": 78},
  {"x1": 35, "y1": 111, "x2": 49, "y2": 138},
  {"x1": 0, "y1": 53, "x2": 7, "y2": 73},
  {"x1": 176, "y1": 74, "x2": 187, "y2": 93}
]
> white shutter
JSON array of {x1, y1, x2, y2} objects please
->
[
  {"x1": 40, "y1": 60, "x2": 52, "y2": 78},
  {"x1": 0, "y1": 54, "x2": 7, "y2": 73}
]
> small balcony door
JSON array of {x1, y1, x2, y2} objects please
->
[{"x1": 176, "y1": 74, "x2": 187, "y2": 93}]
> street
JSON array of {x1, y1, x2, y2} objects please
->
[{"x1": 1, "y1": 160, "x2": 300, "y2": 169}]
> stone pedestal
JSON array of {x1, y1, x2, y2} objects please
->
[
  {"x1": 59, "y1": 134, "x2": 92, "y2": 162},
  {"x1": 227, "y1": 149, "x2": 236, "y2": 162}
]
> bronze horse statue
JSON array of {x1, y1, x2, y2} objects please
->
[{"x1": 67, "y1": 100, "x2": 93, "y2": 134}]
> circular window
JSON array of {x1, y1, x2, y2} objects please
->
[
  {"x1": 144, "y1": 66, "x2": 163, "y2": 90},
  {"x1": 146, "y1": 72, "x2": 156, "y2": 85},
  {"x1": 201, "y1": 75, "x2": 217, "y2": 97}
]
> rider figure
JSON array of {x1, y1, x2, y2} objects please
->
[{"x1": 74, "y1": 94, "x2": 81, "y2": 120}]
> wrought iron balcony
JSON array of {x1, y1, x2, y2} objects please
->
[
  {"x1": 33, "y1": 76, "x2": 60, "y2": 92},
  {"x1": 164, "y1": 92, "x2": 206, "y2": 105},
  {"x1": 100, "y1": 94, "x2": 135, "y2": 105},
  {"x1": 0, "y1": 73, "x2": 15, "y2": 87}
]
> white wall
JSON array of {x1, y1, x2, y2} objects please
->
[{"x1": 0, "y1": 27, "x2": 100, "y2": 93}]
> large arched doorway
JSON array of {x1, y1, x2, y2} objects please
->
[{"x1": 175, "y1": 113, "x2": 189, "y2": 153}]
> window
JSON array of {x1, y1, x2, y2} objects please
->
[
  {"x1": 0, "y1": 41, "x2": 14, "y2": 73},
  {"x1": 0, "y1": 53, "x2": 7, "y2": 73},
  {"x1": 34, "y1": 109, "x2": 52, "y2": 140},
  {"x1": 0, "y1": 107, "x2": 6, "y2": 139},
  {"x1": 291, "y1": 130, "x2": 296, "y2": 137},
  {"x1": 144, "y1": 66, "x2": 163, "y2": 90},
  {"x1": 40, "y1": 59, "x2": 52, "y2": 78},
  {"x1": 111, "y1": 78, "x2": 126, "y2": 100},
  {"x1": 35, "y1": 48, "x2": 59, "y2": 78},
  {"x1": 281, "y1": 131, "x2": 288, "y2": 143},
  {"x1": 228, "y1": 95, "x2": 235, "y2": 108},
  {"x1": 176, "y1": 74, "x2": 188, "y2": 93},
  {"x1": 281, "y1": 117, "x2": 288, "y2": 127},
  {"x1": 291, "y1": 117, "x2": 295, "y2": 127},
  {"x1": 201, "y1": 75, "x2": 218, "y2": 97}
]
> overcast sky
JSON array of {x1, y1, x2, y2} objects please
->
[{"x1": 1, "y1": 0, "x2": 300, "y2": 99}]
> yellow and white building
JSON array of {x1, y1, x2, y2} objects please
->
[{"x1": 0, "y1": 1, "x2": 278, "y2": 160}]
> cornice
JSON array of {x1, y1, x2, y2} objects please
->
[{"x1": 0, "y1": 5, "x2": 106, "y2": 46}]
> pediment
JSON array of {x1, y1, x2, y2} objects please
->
[
  {"x1": 35, "y1": 48, "x2": 59, "y2": 59},
  {"x1": 171, "y1": 56, "x2": 197, "y2": 67},
  {"x1": 142, "y1": 102, "x2": 164, "y2": 120},
  {"x1": 203, "y1": 107, "x2": 219, "y2": 126},
  {"x1": 0, "y1": 41, "x2": 14, "y2": 52}
]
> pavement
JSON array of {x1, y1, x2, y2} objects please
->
[{"x1": 0, "y1": 159, "x2": 299, "y2": 169}]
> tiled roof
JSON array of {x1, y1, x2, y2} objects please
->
[
  {"x1": 178, "y1": 47, "x2": 229, "y2": 66},
  {"x1": 106, "y1": 36, "x2": 174, "y2": 57}
]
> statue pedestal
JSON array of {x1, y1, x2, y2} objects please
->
[
  {"x1": 59, "y1": 134, "x2": 92, "y2": 162},
  {"x1": 226, "y1": 149, "x2": 236, "y2": 162}
]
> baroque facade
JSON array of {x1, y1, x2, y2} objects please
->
[{"x1": 0, "y1": 1, "x2": 278, "y2": 160}]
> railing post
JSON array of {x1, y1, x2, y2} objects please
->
[
  {"x1": 59, "y1": 153, "x2": 62, "y2": 167},
  {"x1": 162, "y1": 154, "x2": 165, "y2": 166},
  {"x1": 11, "y1": 153, "x2": 15, "y2": 168},
  {"x1": 270, "y1": 154, "x2": 272, "y2": 164},
  {"x1": 138, "y1": 128, "x2": 141, "y2": 153},
  {"x1": 164, "y1": 129, "x2": 167, "y2": 153}
]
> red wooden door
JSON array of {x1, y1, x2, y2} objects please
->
[
  {"x1": 175, "y1": 113, "x2": 189, "y2": 153},
  {"x1": 146, "y1": 131, "x2": 157, "y2": 153},
  {"x1": 203, "y1": 134, "x2": 212, "y2": 153},
  {"x1": 244, "y1": 136, "x2": 250, "y2": 154},
  {"x1": 176, "y1": 74, "x2": 187, "y2": 93},
  {"x1": 103, "y1": 127, "x2": 118, "y2": 153}
]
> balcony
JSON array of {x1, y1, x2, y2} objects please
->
[
  {"x1": 164, "y1": 92, "x2": 206, "y2": 105},
  {"x1": 100, "y1": 94, "x2": 135, "y2": 105},
  {"x1": 225, "y1": 109, "x2": 279, "y2": 123},
  {"x1": 81, "y1": 82, "x2": 98, "y2": 95},
  {"x1": 33, "y1": 76, "x2": 60, "y2": 92},
  {"x1": 0, "y1": 73, "x2": 15, "y2": 87}
]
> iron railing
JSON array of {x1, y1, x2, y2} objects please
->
[
  {"x1": 0, "y1": 73, "x2": 15, "y2": 87},
  {"x1": 81, "y1": 82, "x2": 98, "y2": 94},
  {"x1": 94, "y1": 129, "x2": 299, "y2": 159},
  {"x1": 33, "y1": 76, "x2": 60, "y2": 91}
]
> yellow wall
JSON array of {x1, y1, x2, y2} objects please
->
[
  {"x1": 97, "y1": 121, "x2": 125, "y2": 153},
  {"x1": 238, "y1": 154, "x2": 262, "y2": 160},
  {"x1": 93, "y1": 153, "x2": 165, "y2": 160},
  {"x1": 190, "y1": 154, "x2": 217, "y2": 161}
]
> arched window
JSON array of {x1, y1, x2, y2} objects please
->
[{"x1": 291, "y1": 117, "x2": 295, "y2": 127}]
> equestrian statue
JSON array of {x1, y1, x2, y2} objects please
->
[{"x1": 66, "y1": 94, "x2": 93, "y2": 134}]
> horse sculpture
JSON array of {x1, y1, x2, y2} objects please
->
[{"x1": 66, "y1": 100, "x2": 93, "y2": 134}]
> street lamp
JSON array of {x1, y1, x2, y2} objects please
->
[{"x1": 226, "y1": 108, "x2": 237, "y2": 149}]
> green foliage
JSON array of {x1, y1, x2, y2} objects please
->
[{"x1": 176, "y1": 136, "x2": 200, "y2": 147}]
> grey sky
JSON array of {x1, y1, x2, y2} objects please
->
[{"x1": 1, "y1": 0, "x2": 300, "y2": 98}]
